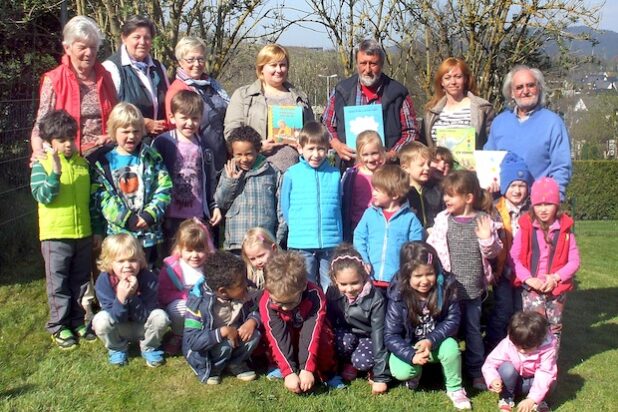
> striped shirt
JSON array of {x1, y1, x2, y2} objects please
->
[
  {"x1": 31, "y1": 162, "x2": 60, "y2": 204},
  {"x1": 430, "y1": 106, "x2": 472, "y2": 143}
]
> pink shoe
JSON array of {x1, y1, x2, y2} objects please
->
[
  {"x1": 163, "y1": 334, "x2": 182, "y2": 355},
  {"x1": 341, "y1": 363, "x2": 358, "y2": 381},
  {"x1": 447, "y1": 388, "x2": 472, "y2": 410}
]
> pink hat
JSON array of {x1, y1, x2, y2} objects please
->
[{"x1": 530, "y1": 177, "x2": 560, "y2": 206}]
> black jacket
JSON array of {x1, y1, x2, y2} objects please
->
[{"x1": 406, "y1": 179, "x2": 444, "y2": 229}]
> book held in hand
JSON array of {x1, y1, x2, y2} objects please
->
[
  {"x1": 343, "y1": 104, "x2": 385, "y2": 149},
  {"x1": 268, "y1": 105, "x2": 303, "y2": 144}
]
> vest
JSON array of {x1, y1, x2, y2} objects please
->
[
  {"x1": 38, "y1": 155, "x2": 92, "y2": 240},
  {"x1": 333, "y1": 74, "x2": 408, "y2": 149},
  {"x1": 106, "y1": 51, "x2": 167, "y2": 120}
]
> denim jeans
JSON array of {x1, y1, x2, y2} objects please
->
[
  {"x1": 209, "y1": 330, "x2": 261, "y2": 375},
  {"x1": 460, "y1": 297, "x2": 484, "y2": 378},
  {"x1": 486, "y1": 277, "x2": 523, "y2": 351},
  {"x1": 294, "y1": 248, "x2": 333, "y2": 291}
]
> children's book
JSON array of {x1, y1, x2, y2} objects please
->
[
  {"x1": 343, "y1": 104, "x2": 385, "y2": 149},
  {"x1": 474, "y1": 150, "x2": 508, "y2": 189},
  {"x1": 267, "y1": 105, "x2": 303, "y2": 143},
  {"x1": 435, "y1": 127, "x2": 475, "y2": 169}
]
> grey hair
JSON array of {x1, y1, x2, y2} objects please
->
[
  {"x1": 62, "y1": 16, "x2": 103, "y2": 48},
  {"x1": 356, "y1": 39, "x2": 385, "y2": 64},
  {"x1": 502, "y1": 65, "x2": 546, "y2": 107},
  {"x1": 175, "y1": 36, "x2": 207, "y2": 61}
]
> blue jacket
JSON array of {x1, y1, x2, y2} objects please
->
[
  {"x1": 281, "y1": 157, "x2": 342, "y2": 249},
  {"x1": 353, "y1": 202, "x2": 423, "y2": 283},
  {"x1": 384, "y1": 274, "x2": 460, "y2": 363}
]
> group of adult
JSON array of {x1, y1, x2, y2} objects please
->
[{"x1": 31, "y1": 15, "x2": 572, "y2": 196}]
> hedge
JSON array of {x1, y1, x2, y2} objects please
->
[{"x1": 565, "y1": 160, "x2": 618, "y2": 220}]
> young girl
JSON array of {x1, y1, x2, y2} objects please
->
[
  {"x1": 510, "y1": 177, "x2": 579, "y2": 348},
  {"x1": 325, "y1": 243, "x2": 389, "y2": 394},
  {"x1": 482, "y1": 311, "x2": 557, "y2": 412},
  {"x1": 384, "y1": 241, "x2": 470, "y2": 410},
  {"x1": 427, "y1": 170, "x2": 502, "y2": 389},
  {"x1": 158, "y1": 218, "x2": 214, "y2": 354},
  {"x1": 241, "y1": 227, "x2": 279, "y2": 290},
  {"x1": 341, "y1": 130, "x2": 386, "y2": 241}
]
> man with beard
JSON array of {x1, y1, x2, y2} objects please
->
[
  {"x1": 484, "y1": 65, "x2": 572, "y2": 199},
  {"x1": 322, "y1": 39, "x2": 419, "y2": 164}
]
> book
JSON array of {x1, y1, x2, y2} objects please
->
[
  {"x1": 343, "y1": 104, "x2": 385, "y2": 149},
  {"x1": 267, "y1": 105, "x2": 304, "y2": 143},
  {"x1": 474, "y1": 150, "x2": 508, "y2": 189},
  {"x1": 435, "y1": 127, "x2": 476, "y2": 169}
]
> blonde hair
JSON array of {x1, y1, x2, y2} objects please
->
[
  {"x1": 241, "y1": 227, "x2": 278, "y2": 289},
  {"x1": 256, "y1": 44, "x2": 289, "y2": 80},
  {"x1": 265, "y1": 251, "x2": 307, "y2": 299},
  {"x1": 172, "y1": 218, "x2": 215, "y2": 255},
  {"x1": 97, "y1": 234, "x2": 146, "y2": 273},
  {"x1": 355, "y1": 130, "x2": 386, "y2": 166},
  {"x1": 399, "y1": 141, "x2": 431, "y2": 166},
  {"x1": 107, "y1": 102, "x2": 146, "y2": 143},
  {"x1": 371, "y1": 164, "x2": 410, "y2": 199},
  {"x1": 175, "y1": 36, "x2": 206, "y2": 61}
]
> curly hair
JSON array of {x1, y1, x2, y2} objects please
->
[
  {"x1": 328, "y1": 243, "x2": 368, "y2": 284},
  {"x1": 97, "y1": 234, "x2": 146, "y2": 273},
  {"x1": 203, "y1": 250, "x2": 246, "y2": 291},
  {"x1": 227, "y1": 125, "x2": 262, "y2": 153}
]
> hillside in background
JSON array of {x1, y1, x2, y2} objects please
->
[{"x1": 546, "y1": 26, "x2": 618, "y2": 61}]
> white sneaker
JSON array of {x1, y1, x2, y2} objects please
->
[{"x1": 447, "y1": 388, "x2": 472, "y2": 410}]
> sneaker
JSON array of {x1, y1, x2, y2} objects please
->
[
  {"x1": 326, "y1": 375, "x2": 346, "y2": 389},
  {"x1": 163, "y1": 334, "x2": 182, "y2": 355},
  {"x1": 404, "y1": 376, "x2": 421, "y2": 390},
  {"x1": 266, "y1": 367, "x2": 283, "y2": 380},
  {"x1": 74, "y1": 324, "x2": 96, "y2": 342},
  {"x1": 52, "y1": 328, "x2": 77, "y2": 350},
  {"x1": 472, "y1": 376, "x2": 487, "y2": 391},
  {"x1": 142, "y1": 349, "x2": 165, "y2": 368},
  {"x1": 535, "y1": 401, "x2": 551, "y2": 412},
  {"x1": 236, "y1": 370, "x2": 257, "y2": 381},
  {"x1": 447, "y1": 388, "x2": 472, "y2": 410},
  {"x1": 499, "y1": 398, "x2": 515, "y2": 411},
  {"x1": 108, "y1": 349, "x2": 128, "y2": 366},
  {"x1": 341, "y1": 363, "x2": 358, "y2": 381},
  {"x1": 206, "y1": 375, "x2": 221, "y2": 385},
  {"x1": 227, "y1": 361, "x2": 257, "y2": 381}
]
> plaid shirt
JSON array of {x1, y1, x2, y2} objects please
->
[{"x1": 322, "y1": 76, "x2": 419, "y2": 152}]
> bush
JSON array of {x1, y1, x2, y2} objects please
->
[{"x1": 566, "y1": 160, "x2": 618, "y2": 220}]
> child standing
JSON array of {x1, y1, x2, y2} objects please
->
[
  {"x1": 483, "y1": 311, "x2": 557, "y2": 412},
  {"x1": 326, "y1": 243, "x2": 390, "y2": 394},
  {"x1": 158, "y1": 218, "x2": 214, "y2": 354},
  {"x1": 90, "y1": 102, "x2": 172, "y2": 265},
  {"x1": 281, "y1": 121, "x2": 343, "y2": 290},
  {"x1": 241, "y1": 227, "x2": 279, "y2": 290},
  {"x1": 92, "y1": 234, "x2": 170, "y2": 366},
  {"x1": 341, "y1": 130, "x2": 386, "y2": 241},
  {"x1": 427, "y1": 170, "x2": 502, "y2": 389},
  {"x1": 215, "y1": 126, "x2": 284, "y2": 253},
  {"x1": 384, "y1": 242, "x2": 470, "y2": 410},
  {"x1": 354, "y1": 164, "x2": 424, "y2": 289},
  {"x1": 31, "y1": 110, "x2": 98, "y2": 349},
  {"x1": 511, "y1": 177, "x2": 579, "y2": 347},
  {"x1": 259, "y1": 251, "x2": 342, "y2": 393},
  {"x1": 183, "y1": 251, "x2": 261, "y2": 384},
  {"x1": 153, "y1": 90, "x2": 222, "y2": 251}
]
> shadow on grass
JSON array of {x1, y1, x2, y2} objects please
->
[{"x1": 0, "y1": 384, "x2": 37, "y2": 400}]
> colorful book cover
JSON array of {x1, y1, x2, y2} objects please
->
[
  {"x1": 267, "y1": 105, "x2": 303, "y2": 143},
  {"x1": 474, "y1": 150, "x2": 508, "y2": 189},
  {"x1": 343, "y1": 104, "x2": 385, "y2": 149},
  {"x1": 435, "y1": 127, "x2": 476, "y2": 169}
]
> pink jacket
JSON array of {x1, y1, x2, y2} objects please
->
[
  {"x1": 158, "y1": 255, "x2": 190, "y2": 307},
  {"x1": 427, "y1": 210, "x2": 502, "y2": 284},
  {"x1": 482, "y1": 334, "x2": 557, "y2": 404}
]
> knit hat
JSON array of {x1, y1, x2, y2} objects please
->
[
  {"x1": 499, "y1": 152, "x2": 534, "y2": 195},
  {"x1": 530, "y1": 177, "x2": 560, "y2": 206}
]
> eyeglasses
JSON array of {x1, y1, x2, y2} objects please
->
[
  {"x1": 513, "y1": 82, "x2": 537, "y2": 91},
  {"x1": 182, "y1": 57, "x2": 205, "y2": 64}
]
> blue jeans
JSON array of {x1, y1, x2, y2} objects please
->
[
  {"x1": 460, "y1": 297, "x2": 484, "y2": 378},
  {"x1": 295, "y1": 248, "x2": 333, "y2": 291},
  {"x1": 498, "y1": 361, "x2": 554, "y2": 400},
  {"x1": 210, "y1": 330, "x2": 261, "y2": 375},
  {"x1": 486, "y1": 276, "x2": 523, "y2": 351}
]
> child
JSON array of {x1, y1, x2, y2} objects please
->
[
  {"x1": 215, "y1": 125, "x2": 284, "y2": 253},
  {"x1": 510, "y1": 177, "x2": 579, "y2": 347},
  {"x1": 241, "y1": 227, "x2": 279, "y2": 290},
  {"x1": 158, "y1": 218, "x2": 214, "y2": 355},
  {"x1": 31, "y1": 110, "x2": 98, "y2": 349},
  {"x1": 482, "y1": 311, "x2": 557, "y2": 412},
  {"x1": 259, "y1": 250, "x2": 342, "y2": 393},
  {"x1": 485, "y1": 152, "x2": 534, "y2": 350},
  {"x1": 92, "y1": 234, "x2": 170, "y2": 366},
  {"x1": 430, "y1": 146, "x2": 455, "y2": 179},
  {"x1": 341, "y1": 130, "x2": 386, "y2": 241},
  {"x1": 281, "y1": 121, "x2": 343, "y2": 290},
  {"x1": 183, "y1": 250, "x2": 261, "y2": 384},
  {"x1": 354, "y1": 164, "x2": 424, "y2": 289},
  {"x1": 427, "y1": 170, "x2": 502, "y2": 389},
  {"x1": 326, "y1": 243, "x2": 390, "y2": 394},
  {"x1": 90, "y1": 102, "x2": 172, "y2": 265},
  {"x1": 384, "y1": 241, "x2": 471, "y2": 410},
  {"x1": 400, "y1": 142, "x2": 444, "y2": 229},
  {"x1": 153, "y1": 90, "x2": 222, "y2": 251}
]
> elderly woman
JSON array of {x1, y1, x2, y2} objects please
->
[
  {"x1": 165, "y1": 37, "x2": 229, "y2": 171},
  {"x1": 31, "y1": 16, "x2": 117, "y2": 157},
  {"x1": 421, "y1": 57, "x2": 494, "y2": 149},
  {"x1": 103, "y1": 15, "x2": 169, "y2": 136},
  {"x1": 224, "y1": 44, "x2": 314, "y2": 172}
]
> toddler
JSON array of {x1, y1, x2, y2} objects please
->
[{"x1": 241, "y1": 227, "x2": 279, "y2": 290}]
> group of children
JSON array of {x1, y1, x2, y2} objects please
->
[{"x1": 31, "y1": 89, "x2": 579, "y2": 411}]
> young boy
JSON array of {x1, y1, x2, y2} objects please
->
[
  {"x1": 215, "y1": 126, "x2": 284, "y2": 253},
  {"x1": 485, "y1": 152, "x2": 534, "y2": 350},
  {"x1": 90, "y1": 102, "x2": 172, "y2": 265},
  {"x1": 31, "y1": 110, "x2": 98, "y2": 349},
  {"x1": 92, "y1": 234, "x2": 170, "y2": 367},
  {"x1": 353, "y1": 164, "x2": 423, "y2": 289},
  {"x1": 430, "y1": 146, "x2": 455, "y2": 180},
  {"x1": 400, "y1": 142, "x2": 444, "y2": 230},
  {"x1": 259, "y1": 251, "x2": 342, "y2": 393},
  {"x1": 280, "y1": 121, "x2": 342, "y2": 290},
  {"x1": 183, "y1": 251, "x2": 261, "y2": 384},
  {"x1": 153, "y1": 90, "x2": 221, "y2": 250}
]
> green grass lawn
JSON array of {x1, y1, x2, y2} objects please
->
[{"x1": 1, "y1": 221, "x2": 616, "y2": 411}]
